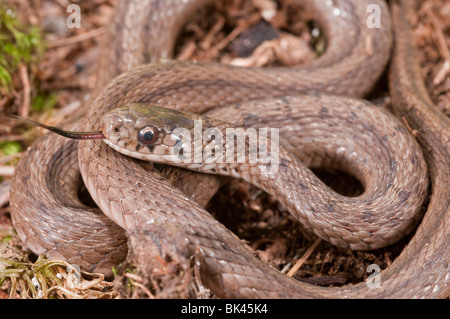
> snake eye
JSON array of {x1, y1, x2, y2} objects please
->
[{"x1": 138, "y1": 126, "x2": 159, "y2": 145}]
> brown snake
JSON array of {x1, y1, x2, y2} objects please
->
[{"x1": 10, "y1": 0, "x2": 449, "y2": 298}]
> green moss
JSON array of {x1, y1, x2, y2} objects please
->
[
  {"x1": 0, "y1": 141, "x2": 21, "y2": 156},
  {"x1": 0, "y1": 5, "x2": 43, "y2": 90},
  {"x1": 31, "y1": 91, "x2": 58, "y2": 111}
]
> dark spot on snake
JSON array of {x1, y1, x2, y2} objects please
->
[
  {"x1": 390, "y1": 159, "x2": 397, "y2": 169},
  {"x1": 285, "y1": 106, "x2": 293, "y2": 115},
  {"x1": 233, "y1": 102, "x2": 242, "y2": 109},
  {"x1": 394, "y1": 125, "x2": 405, "y2": 133},
  {"x1": 398, "y1": 190, "x2": 410, "y2": 203},
  {"x1": 320, "y1": 106, "x2": 329, "y2": 116},
  {"x1": 37, "y1": 202, "x2": 49, "y2": 214},
  {"x1": 75, "y1": 63, "x2": 84, "y2": 72},
  {"x1": 279, "y1": 158, "x2": 288, "y2": 167},
  {"x1": 114, "y1": 47, "x2": 122, "y2": 59},
  {"x1": 389, "y1": 217, "x2": 399, "y2": 225},
  {"x1": 280, "y1": 97, "x2": 290, "y2": 105},
  {"x1": 362, "y1": 211, "x2": 373, "y2": 220},
  {"x1": 348, "y1": 111, "x2": 357, "y2": 121},
  {"x1": 298, "y1": 182, "x2": 308, "y2": 191},
  {"x1": 147, "y1": 145, "x2": 155, "y2": 152},
  {"x1": 325, "y1": 203, "x2": 335, "y2": 212},
  {"x1": 363, "y1": 100, "x2": 373, "y2": 107},
  {"x1": 135, "y1": 143, "x2": 142, "y2": 151},
  {"x1": 243, "y1": 113, "x2": 259, "y2": 123},
  {"x1": 381, "y1": 135, "x2": 389, "y2": 142}
]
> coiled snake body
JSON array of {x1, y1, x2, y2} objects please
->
[{"x1": 10, "y1": 0, "x2": 450, "y2": 298}]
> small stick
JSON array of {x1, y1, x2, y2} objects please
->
[
  {"x1": 207, "y1": 13, "x2": 261, "y2": 56},
  {"x1": 287, "y1": 237, "x2": 322, "y2": 277},
  {"x1": 0, "y1": 135, "x2": 26, "y2": 143},
  {"x1": 124, "y1": 273, "x2": 156, "y2": 299},
  {"x1": 401, "y1": 116, "x2": 419, "y2": 138},
  {"x1": 46, "y1": 28, "x2": 104, "y2": 48},
  {"x1": 19, "y1": 64, "x2": 30, "y2": 119},
  {"x1": 0, "y1": 165, "x2": 15, "y2": 176}
]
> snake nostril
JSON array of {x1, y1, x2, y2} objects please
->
[
  {"x1": 108, "y1": 123, "x2": 121, "y2": 134},
  {"x1": 106, "y1": 114, "x2": 124, "y2": 136}
]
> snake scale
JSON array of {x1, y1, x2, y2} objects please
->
[{"x1": 9, "y1": 0, "x2": 449, "y2": 298}]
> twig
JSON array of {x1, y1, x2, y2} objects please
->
[
  {"x1": 19, "y1": 64, "x2": 30, "y2": 119},
  {"x1": 434, "y1": 60, "x2": 450, "y2": 86},
  {"x1": 176, "y1": 41, "x2": 196, "y2": 61},
  {"x1": 402, "y1": 116, "x2": 419, "y2": 137},
  {"x1": 384, "y1": 251, "x2": 392, "y2": 267},
  {"x1": 287, "y1": 237, "x2": 322, "y2": 277},
  {"x1": 46, "y1": 27, "x2": 104, "y2": 48},
  {"x1": 200, "y1": 16, "x2": 225, "y2": 50},
  {"x1": 0, "y1": 181, "x2": 10, "y2": 207},
  {"x1": 0, "y1": 135, "x2": 26, "y2": 143},
  {"x1": 0, "y1": 166, "x2": 15, "y2": 177},
  {"x1": 124, "y1": 273, "x2": 156, "y2": 299},
  {"x1": 193, "y1": 246, "x2": 210, "y2": 298},
  {"x1": 207, "y1": 13, "x2": 261, "y2": 57}
]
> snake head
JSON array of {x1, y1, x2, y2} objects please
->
[{"x1": 101, "y1": 103, "x2": 198, "y2": 162}]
